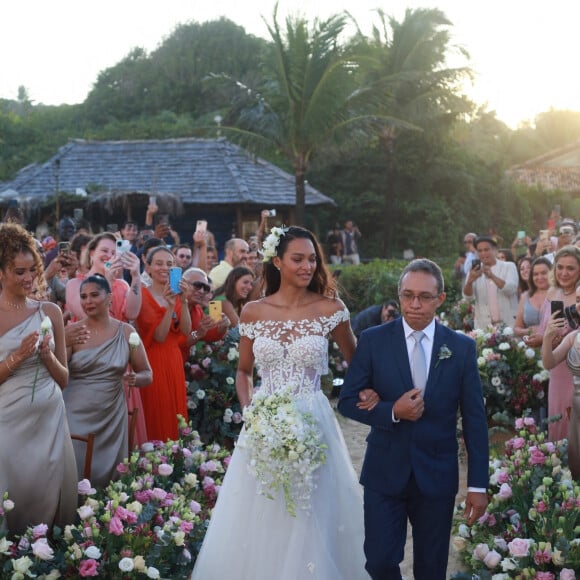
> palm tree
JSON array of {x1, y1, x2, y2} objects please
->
[
  {"x1": 353, "y1": 7, "x2": 473, "y2": 253},
  {"x1": 217, "y1": 4, "x2": 399, "y2": 226}
]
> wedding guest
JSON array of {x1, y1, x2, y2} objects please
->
[
  {"x1": 65, "y1": 232, "x2": 142, "y2": 322},
  {"x1": 136, "y1": 246, "x2": 191, "y2": 441},
  {"x1": 516, "y1": 255, "x2": 533, "y2": 297},
  {"x1": 208, "y1": 238, "x2": 249, "y2": 288},
  {"x1": 212, "y1": 266, "x2": 254, "y2": 327},
  {"x1": 180, "y1": 267, "x2": 229, "y2": 360},
  {"x1": 0, "y1": 223, "x2": 77, "y2": 535},
  {"x1": 538, "y1": 245, "x2": 580, "y2": 441},
  {"x1": 542, "y1": 289, "x2": 580, "y2": 479},
  {"x1": 514, "y1": 257, "x2": 551, "y2": 342},
  {"x1": 64, "y1": 275, "x2": 152, "y2": 487}
]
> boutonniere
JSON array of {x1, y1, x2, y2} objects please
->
[{"x1": 435, "y1": 344, "x2": 452, "y2": 367}]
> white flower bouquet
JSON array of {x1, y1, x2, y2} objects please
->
[{"x1": 242, "y1": 388, "x2": 327, "y2": 516}]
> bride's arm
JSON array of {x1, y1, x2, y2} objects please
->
[{"x1": 236, "y1": 335, "x2": 255, "y2": 409}]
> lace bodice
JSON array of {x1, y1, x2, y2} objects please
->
[{"x1": 239, "y1": 309, "x2": 349, "y2": 400}]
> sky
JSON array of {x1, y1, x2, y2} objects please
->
[{"x1": 2, "y1": 0, "x2": 579, "y2": 128}]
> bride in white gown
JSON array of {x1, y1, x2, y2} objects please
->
[{"x1": 192, "y1": 226, "x2": 374, "y2": 580}]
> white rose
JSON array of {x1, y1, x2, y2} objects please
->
[
  {"x1": 226, "y1": 376, "x2": 234, "y2": 385},
  {"x1": 482, "y1": 348, "x2": 493, "y2": 358},
  {"x1": 118, "y1": 557, "x2": 134, "y2": 572},
  {"x1": 12, "y1": 556, "x2": 33, "y2": 574},
  {"x1": 0, "y1": 537, "x2": 13, "y2": 555},
  {"x1": 525, "y1": 348, "x2": 536, "y2": 359},
  {"x1": 477, "y1": 357, "x2": 486, "y2": 367},
  {"x1": 491, "y1": 376, "x2": 502, "y2": 387},
  {"x1": 147, "y1": 567, "x2": 161, "y2": 579},
  {"x1": 3, "y1": 499, "x2": 14, "y2": 511},
  {"x1": 77, "y1": 505, "x2": 94, "y2": 520},
  {"x1": 173, "y1": 531, "x2": 185, "y2": 546},
  {"x1": 502, "y1": 327, "x2": 514, "y2": 336},
  {"x1": 41, "y1": 316, "x2": 53, "y2": 333},
  {"x1": 498, "y1": 342, "x2": 510, "y2": 351},
  {"x1": 134, "y1": 555, "x2": 146, "y2": 571},
  {"x1": 84, "y1": 545, "x2": 101, "y2": 559},
  {"x1": 129, "y1": 331, "x2": 141, "y2": 348},
  {"x1": 196, "y1": 389, "x2": 206, "y2": 400}
]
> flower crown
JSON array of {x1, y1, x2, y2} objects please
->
[{"x1": 262, "y1": 226, "x2": 288, "y2": 262}]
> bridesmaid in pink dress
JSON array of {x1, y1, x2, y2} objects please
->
[
  {"x1": 538, "y1": 246, "x2": 580, "y2": 441},
  {"x1": 65, "y1": 232, "x2": 148, "y2": 446}
]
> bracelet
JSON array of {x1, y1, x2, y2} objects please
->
[
  {"x1": 190, "y1": 331, "x2": 198, "y2": 342},
  {"x1": 5, "y1": 355, "x2": 15, "y2": 373}
]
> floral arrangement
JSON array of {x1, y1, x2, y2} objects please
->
[
  {"x1": 241, "y1": 388, "x2": 327, "y2": 517},
  {"x1": 32, "y1": 315, "x2": 53, "y2": 401},
  {"x1": 451, "y1": 417, "x2": 580, "y2": 579},
  {"x1": 185, "y1": 327, "x2": 249, "y2": 445},
  {"x1": 0, "y1": 417, "x2": 231, "y2": 579},
  {"x1": 441, "y1": 298, "x2": 475, "y2": 332},
  {"x1": 261, "y1": 226, "x2": 287, "y2": 262},
  {"x1": 470, "y1": 326, "x2": 549, "y2": 424}
]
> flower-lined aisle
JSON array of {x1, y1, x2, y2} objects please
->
[
  {"x1": 452, "y1": 417, "x2": 580, "y2": 579},
  {"x1": 470, "y1": 326, "x2": 549, "y2": 425},
  {"x1": 0, "y1": 417, "x2": 231, "y2": 579}
]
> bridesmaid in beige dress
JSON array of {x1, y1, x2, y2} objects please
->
[
  {"x1": 64, "y1": 275, "x2": 152, "y2": 487},
  {"x1": 0, "y1": 223, "x2": 77, "y2": 536}
]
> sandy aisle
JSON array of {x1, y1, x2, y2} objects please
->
[{"x1": 335, "y1": 406, "x2": 466, "y2": 579}]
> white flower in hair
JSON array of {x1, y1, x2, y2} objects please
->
[{"x1": 262, "y1": 226, "x2": 288, "y2": 262}]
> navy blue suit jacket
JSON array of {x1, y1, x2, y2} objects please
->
[{"x1": 338, "y1": 318, "x2": 489, "y2": 498}]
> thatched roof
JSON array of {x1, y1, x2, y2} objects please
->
[
  {"x1": 0, "y1": 138, "x2": 336, "y2": 209},
  {"x1": 506, "y1": 140, "x2": 580, "y2": 192}
]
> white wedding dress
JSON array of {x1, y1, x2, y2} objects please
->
[{"x1": 192, "y1": 309, "x2": 369, "y2": 580}]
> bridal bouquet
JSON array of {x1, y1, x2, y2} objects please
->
[{"x1": 242, "y1": 388, "x2": 327, "y2": 517}]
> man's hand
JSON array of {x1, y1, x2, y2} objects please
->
[
  {"x1": 464, "y1": 491, "x2": 488, "y2": 525},
  {"x1": 392, "y1": 389, "x2": 424, "y2": 421}
]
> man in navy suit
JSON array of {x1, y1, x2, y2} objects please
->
[{"x1": 338, "y1": 259, "x2": 489, "y2": 580}]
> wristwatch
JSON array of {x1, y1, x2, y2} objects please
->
[{"x1": 190, "y1": 330, "x2": 198, "y2": 342}]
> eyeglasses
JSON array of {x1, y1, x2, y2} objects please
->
[
  {"x1": 559, "y1": 228, "x2": 574, "y2": 236},
  {"x1": 398, "y1": 292, "x2": 440, "y2": 304},
  {"x1": 187, "y1": 280, "x2": 212, "y2": 293},
  {"x1": 177, "y1": 254, "x2": 192, "y2": 259}
]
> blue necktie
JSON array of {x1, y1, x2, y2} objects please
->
[{"x1": 411, "y1": 331, "x2": 427, "y2": 393}]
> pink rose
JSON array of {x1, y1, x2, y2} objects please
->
[
  {"x1": 79, "y1": 558, "x2": 99, "y2": 577},
  {"x1": 508, "y1": 538, "x2": 531, "y2": 557},
  {"x1": 515, "y1": 418, "x2": 524, "y2": 429},
  {"x1": 483, "y1": 549, "x2": 501, "y2": 569},
  {"x1": 560, "y1": 569, "x2": 576, "y2": 580},
  {"x1": 158, "y1": 463, "x2": 173, "y2": 476},
  {"x1": 151, "y1": 487, "x2": 168, "y2": 501},
  {"x1": 32, "y1": 523, "x2": 48, "y2": 539},
  {"x1": 530, "y1": 448, "x2": 546, "y2": 465},
  {"x1": 545, "y1": 442, "x2": 556, "y2": 453},
  {"x1": 108, "y1": 516, "x2": 124, "y2": 536},
  {"x1": 512, "y1": 437, "x2": 525, "y2": 449},
  {"x1": 497, "y1": 471, "x2": 509, "y2": 484},
  {"x1": 189, "y1": 500, "x2": 201, "y2": 514},
  {"x1": 497, "y1": 483, "x2": 513, "y2": 499},
  {"x1": 32, "y1": 537, "x2": 54, "y2": 560},
  {"x1": 537, "y1": 501, "x2": 547, "y2": 513},
  {"x1": 78, "y1": 479, "x2": 96, "y2": 495},
  {"x1": 524, "y1": 417, "x2": 535, "y2": 426},
  {"x1": 116, "y1": 462, "x2": 130, "y2": 474},
  {"x1": 535, "y1": 573, "x2": 555, "y2": 580},
  {"x1": 473, "y1": 543, "x2": 490, "y2": 560},
  {"x1": 534, "y1": 548, "x2": 552, "y2": 565},
  {"x1": 202, "y1": 357, "x2": 211, "y2": 368}
]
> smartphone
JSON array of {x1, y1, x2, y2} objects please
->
[
  {"x1": 471, "y1": 258, "x2": 481, "y2": 270},
  {"x1": 551, "y1": 300, "x2": 565, "y2": 320},
  {"x1": 169, "y1": 267, "x2": 182, "y2": 294},
  {"x1": 267, "y1": 209, "x2": 277, "y2": 217},
  {"x1": 116, "y1": 239, "x2": 131, "y2": 254},
  {"x1": 149, "y1": 195, "x2": 157, "y2": 206},
  {"x1": 547, "y1": 219, "x2": 556, "y2": 230},
  {"x1": 209, "y1": 300, "x2": 222, "y2": 321},
  {"x1": 539, "y1": 229, "x2": 550, "y2": 242},
  {"x1": 58, "y1": 241, "x2": 70, "y2": 255},
  {"x1": 106, "y1": 223, "x2": 118, "y2": 233},
  {"x1": 517, "y1": 231, "x2": 525, "y2": 239},
  {"x1": 73, "y1": 208, "x2": 84, "y2": 221},
  {"x1": 196, "y1": 219, "x2": 207, "y2": 234}
]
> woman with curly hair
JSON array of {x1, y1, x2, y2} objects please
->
[
  {"x1": 212, "y1": 266, "x2": 254, "y2": 327},
  {"x1": 0, "y1": 223, "x2": 77, "y2": 535}
]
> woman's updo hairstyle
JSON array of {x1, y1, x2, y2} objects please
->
[
  {"x1": 83, "y1": 232, "x2": 117, "y2": 270},
  {"x1": 80, "y1": 274, "x2": 111, "y2": 294},
  {"x1": 263, "y1": 226, "x2": 335, "y2": 297},
  {"x1": 0, "y1": 222, "x2": 44, "y2": 276}
]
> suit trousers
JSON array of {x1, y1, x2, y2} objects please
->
[{"x1": 363, "y1": 474, "x2": 455, "y2": 580}]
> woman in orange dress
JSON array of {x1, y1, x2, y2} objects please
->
[{"x1": 136, "y1": 247, "x2": 191, "y2": 441}]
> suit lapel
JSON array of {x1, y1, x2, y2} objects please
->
[{"x1": 390, "y1": 319, "x2": 414, "y2": 388}]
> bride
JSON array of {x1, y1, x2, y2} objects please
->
[{"x1": 192, "y1": 226, "x2": 374, "y2": 579}]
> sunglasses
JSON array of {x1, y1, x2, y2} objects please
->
[{"x1": 189, "y1": 280, "x2": 212, "y2": 293}]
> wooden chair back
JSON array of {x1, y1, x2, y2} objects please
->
[{"x1": 70, "y1": 432, "x2": 96, "y2": 481}]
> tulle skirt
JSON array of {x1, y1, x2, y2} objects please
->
[{"x1": 192, "y1": 391, "x2": 369, "y2": 580}]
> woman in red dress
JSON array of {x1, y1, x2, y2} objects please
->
[{"x1": 136, "y1": 247, "x2": 191, "y2": 441}]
